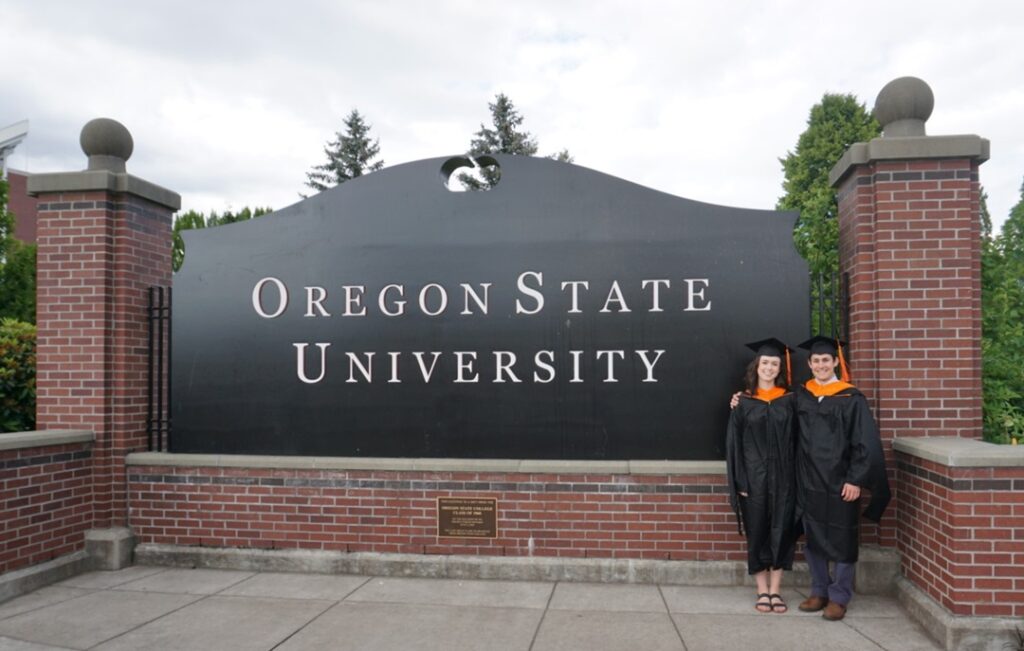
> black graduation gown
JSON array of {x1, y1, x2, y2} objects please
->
[
  {"x1": 794, "y1": 384, "x2": 891, "y2": 563},
  {"x1": 726, "y1": 392, "x2": 798, "y2": 574}
]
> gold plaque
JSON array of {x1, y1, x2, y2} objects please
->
[{"x1": 437, "y1": 497, "x2": 497, "y2": 538}]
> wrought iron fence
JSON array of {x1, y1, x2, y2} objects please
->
[
  {"x1": 147, "y1": 286, "x2": 172, "y2": 451},
  {"x1": 809, "y1": 270, "x2": 849, "y2": 342}
]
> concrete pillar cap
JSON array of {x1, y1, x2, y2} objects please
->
[
  {"x1": 873, "y1": 77, "x2": 934, "y2": 138},
  {"x1": 80, "y1": 118, "x2": 134, "y2": 173}
]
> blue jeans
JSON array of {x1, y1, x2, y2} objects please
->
[{"x1": 804, "y1": 544, "x2": 855, "y2": 606}]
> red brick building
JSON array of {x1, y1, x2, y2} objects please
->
[{"x1": 5, "y1": 170, "x2": 39, "y2": 244}]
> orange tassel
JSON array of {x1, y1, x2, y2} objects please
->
[
  {"x1": 837, "y1": 340, "x2": 851, "y2": 383},
  {"x1": 785, "y1": 348, "x2": 792, "y2": 386}
]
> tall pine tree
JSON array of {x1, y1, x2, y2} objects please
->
[
  {"x1": 459, "y1": 94, "x2": 539, "y2": 191},
  {"x1": 305, "y1": 109, "x2": 384, "y2": 194}
]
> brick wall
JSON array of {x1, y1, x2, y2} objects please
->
[
  {"x1": 897, "y1": 452, "x2": 1024, "y2": 617},
  {"x1": 128, "y1": 465, "x2": 747, "y2": 560},
  {"x1": 0, "y1": 441, "x2": 93, "y2": 574},
  {"x1": 34, "y1": 191, "x2": 173, "y2": 528}
]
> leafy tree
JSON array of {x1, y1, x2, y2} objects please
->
[
  {"x1": 0, "y1": 178, "x2": 36, "y2": 323},
  {"x1": 173, "y1": 209, "x2": 209, "y2": 272},
  {"x1": 172, "y1": 206, "x2": 272, "y2": 272},
  {"x1": 0, "y1": 318, "x2": 35, "y2": 432},
  {"x1": 459, "y1": 94, "x2": 571, "y2": 190},
  {"x1": 777, "y1": 94, "x2": 881, "y2": 335},
  {"x1": 0, "y1": 242, "x2": 35, "y2": 322},
  {"x1": 0, "y1": 178, "x2": 12, "y2": 261},
  {"x1": 982, "y1": 180, "x2": 1024, "y2": 443},
  {"x1": 980, "y1": 188, "x2": 993, "y2": 239},
  {"x1": 305, "y1": 109, "x2": 384, "y2": 194}
]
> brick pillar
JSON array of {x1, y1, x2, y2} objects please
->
[
  {"x1": 28, "y1": 118, "x2": 179, "y2": 530},
  {"x1": 830, "y1": 78, "x2": 989, "y2": 554},
  {"x1": 832, "y1": 78, "x2": 988, "y2": 442}
]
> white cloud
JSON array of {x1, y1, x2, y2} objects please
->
[{"x1": 2, "y1": 0, "x2": 1022, "y2": 226}]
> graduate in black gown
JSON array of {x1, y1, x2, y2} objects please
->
[
  {"x1": 793, "y1": 336, "x2": 891, "y2": 621},
  {"x1": 726, "y1": 338, "x2": 798, "y2": 614}
]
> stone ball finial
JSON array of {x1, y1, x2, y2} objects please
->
[
  {"x1": 80, "y1": 118, "x2": 134, "y2": 173},
  {"x1": 873, "y1": 77, "x2": 934, "y2": 137}
]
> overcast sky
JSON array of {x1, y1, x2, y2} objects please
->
[{"x1": 3, "y1": 1, "x2": 1022, "y2": 230}]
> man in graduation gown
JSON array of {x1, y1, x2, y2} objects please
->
[{"x1": 794, "y1": 336, "x2": 891, "y2": 621}]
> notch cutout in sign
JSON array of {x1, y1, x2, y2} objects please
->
[{"x1": 440, "y1": 155, "x2": 500, "y2": 191}]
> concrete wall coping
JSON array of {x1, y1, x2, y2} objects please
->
[
  {"x1": 893, "y1": 436, "x2": 1024, "y2": 468},
  {"x1": 829, "y1": 133, "x2": 990, "y2": 187},
  {"x1": 0, "y1": 551, "x2": 90, "y2": 603},
  {"x1": 126, "y1": 452, "x2": 727, "y2": 475},
  {"x1": 0, "y1": 430, "x2": 95, "y2": 451},
  {"x1": 26, "y1": 170, "x2": 181, "y2": 211}
]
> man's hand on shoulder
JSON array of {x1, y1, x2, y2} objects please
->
[
  {"x1": 729, "y1": 391, "x2": 742, "y2": 410},
  {"x1": 841, "y1": 483, "x2": 861, "y2": 502}
]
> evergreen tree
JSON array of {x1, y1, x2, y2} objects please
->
[
  {"x1": 550, "y1": 149, "x2": 574, "y2": 164},
  {"x1": 460, "y1": 94, "x2": 540, "y2": 191},
  {"x1": 777, "y1": 94, "x2": 881, "y2": 335},
  {"x1": 982, "y1": 180, "x2": 1024, "y2": 443},
  {"x1": 305, "y1": 109, "x2": 384, "y2": 194},
  {"x1": 172, "y1": 206, "x2": 273, "y2": 272},
  {"x1": 0, "y1": 178, "x2": 36, "y2": 323}
]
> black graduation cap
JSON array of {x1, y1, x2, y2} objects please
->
[
  {"x1": 745, "y1": 337, "x2": 792, "y2": 384},
  {"x1": 745, "y1": 337, "x2": 790, "y2": 358},
  {"x1": 798, "y1": 335, "x2": 845, "y2": 357},
  {"x1": 798, "y1": 335, "x2": 851, "y2": 382}
]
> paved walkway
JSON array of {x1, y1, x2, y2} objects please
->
[{"x1": 0, "y1": 566, "x2": 941, "y2": 650}]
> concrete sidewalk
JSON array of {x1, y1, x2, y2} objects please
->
[{"x1": 0, "y1": 566, "x2": 941, "y2": 650}]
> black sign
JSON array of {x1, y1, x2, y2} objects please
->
[{"x1": 172, "y1": 155, "x2": 808, "y2": 459}]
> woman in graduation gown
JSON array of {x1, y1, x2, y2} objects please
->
[{"x1": 726, "y1": 338, "x2": 798, "y2": 614}]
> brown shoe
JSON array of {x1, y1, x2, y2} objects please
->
[
  {"x1": 798, "y1": 596, "x2": 828, "y2": 612},
  {"x1": 822, "y1": 601, "x2": 847, "y2": 621}
]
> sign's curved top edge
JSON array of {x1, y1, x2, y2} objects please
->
[
  {"x1": 195, "y1": 154, "x2": 794, "y2": 233},
  {"x1": 176, "y1": 154, "x2": 800, "y2": 275}
]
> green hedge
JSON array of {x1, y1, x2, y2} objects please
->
[{"x1": 0, "y1": 318, "x2": 35, "y2": 432}]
